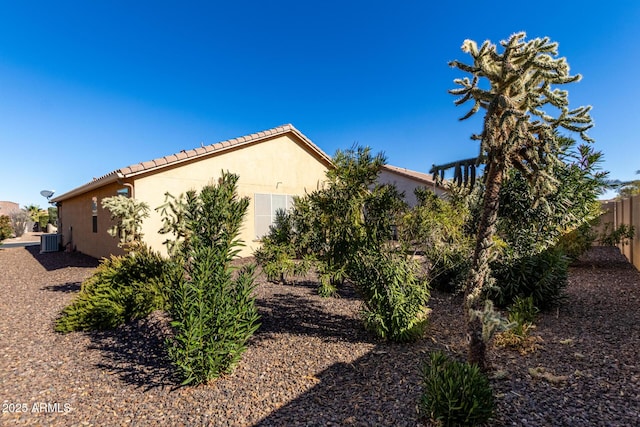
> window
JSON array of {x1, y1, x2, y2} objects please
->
[
  {"x1": 91, "y1": 196, "x2": 98, "y2": 233},
  {"x1": 254, "y1": 193, "x2": 294, "y2": 239}
]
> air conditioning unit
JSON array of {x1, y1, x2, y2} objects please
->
[{"x1": 40, "y1": 233, "x2": 61, "y2": 253}]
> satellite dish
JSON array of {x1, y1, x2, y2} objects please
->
[{"x1": 40, "y1": 190, "x2": 55, "y2": 199}]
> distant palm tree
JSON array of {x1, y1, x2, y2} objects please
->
[{"x1": 24, "y1": 204, "x2": 40, "y2": 222}]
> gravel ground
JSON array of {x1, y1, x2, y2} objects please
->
[{"x1": 0, "y1": 245, "x2": 639, "y2": 426}]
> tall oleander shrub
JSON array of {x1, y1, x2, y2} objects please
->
[{"x1": 159, "y1": 171, "x2": 260, "y2": 385}]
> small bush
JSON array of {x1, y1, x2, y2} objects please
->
[
  {"x1": 9, "y1": 210, "x2": 29, "y2": 237},
  {"x1": 555, "y1": 221, "x2": 598, "y2": 261},
  {"x1": 254, "y1": 209, "x2": 312, "y2": 284},
  {"x1": 0, "y1": 215, "x2": 13, "y2": 241},
  {"x1": 55, "y1": 246, "x2": 171, "y2": 332},
  {"x1": 255, "y1": 242, "x2": 296, "y2": 283},
  {"x1": 508, "y1": 295, "x2": 538, "y2": 328},
  {"x1": 317, "y1": 263, "x2": 347, "y2": 298},
  {"x1": 494, "y1": 296, "x2": 543, "y2": 355},
  {"x1": 397, "y1": 188, "x2": 473, "y2": 294},
  {"x1": 489, "y1": 247, "x2": 568, "y2": 310},
  {"x1": 598, "y1": 223, "x2": 635, "y2": 246},
  {"x1": 429, "y1": 249, "x2": 471, "y2": 294},
  {"x1": 349, "y1": 249, "x2": 430, "y2": 342},
  {"x1": 421, "y1": 350, "x2": 494, "y2": 426}
]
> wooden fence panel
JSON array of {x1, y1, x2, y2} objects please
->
[
  {"x1": 598, "y1": 195, "x2": 640, "y2": 270},
  {"x1": 632, "y1": 196, "x2": 640, "y2": 269},
  {"x1": 622, "y1": 198, "x2": 633, "y2": 261}
]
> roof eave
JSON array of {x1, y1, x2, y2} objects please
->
[
  {"x1": 52, "y1": 124, "x2": 335, "y2": 202},
  {"x1": 51, "y1": 172, "x2": 123, "y2": 203},
  {"x1": 119, "y1": 124, "x2": 334, "y2": 179}
]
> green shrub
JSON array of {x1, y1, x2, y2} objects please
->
[
  {"x1": 429, "y1": 249, "x2": 472, "y2": 294},
  {"x1": 161, "y1": 171, "x2": 260, "y2": 385},
  {"x1": 9, "y1": 210, "x2": 28, "y2": 237},
  {"x1": 397, "y1": 188, "x2": 473, "y2": 294},
  {"x1": 348, "y1": 249, "x2": 430, "y2": 342},
  {"x1": 0, "y1": 215, "x2": 12, "y2": 241},
  {"x1": 508, "y1": 295, "x2": 539, "y2": 329},
  {"x1": 598, "y1": 223, "x2": 635, "y2": 246},
  {"x1": 168, "y1": 247, "x2": 259, "y2": 385},
  {"x1": 489, "y1": 247, "x2": 568, "y2": 310},
  {"x1": 290, "y1": 145, "x2": 405, "y2": 297},
  {"x1": 318, "y1": 263, "x2": 347, "y2": 298},
  {"x1": 55, "y1": 246, "x2": 171, "y2": 332},
  {"x1": 254, "y1": 209, "x2": 313, "y2": 284},
  {"x1": 255, "y1": 242, "x2": 296, "y2": 283},
  {"x1": 555, "y1": 221, "x2": 598, "y2": 261},
  {"x1": 421, "y1": 350, "x2": 494, "y2": 426},
  {"x1": 494, "y1": 295, "x2": 543, "y2": 354}
]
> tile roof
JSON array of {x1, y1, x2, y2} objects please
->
[
  {"x1": 115, "y1": 124, "x2": 331, "y2": 177},
  {"x1": 0, "y1": 201, "x2": 20, "y2": 215},
  {"x1": 53, "y1": 124, "x2": 333, "y2": 202},
  {"x1": 381, "y1": 164, "x2": 446, "y2": 188}
]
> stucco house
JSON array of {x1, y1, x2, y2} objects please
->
[
  {"x1": 52, "y1": 124, "x2": 445, "y2": 259},
  {"x1": 378, "y1": 164, "x2": 446, "y2": 207},
  {"x1": 0, "y1": 201, "x2": 20, "y2": 216}
]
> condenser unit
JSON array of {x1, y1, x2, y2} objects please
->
[{"x1": 40, "y1": 233, "x2": 61, "y2": 253}]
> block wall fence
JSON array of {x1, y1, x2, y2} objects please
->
[{"x1": 595, "y1": 198, "x2": 640, "y2": 269}]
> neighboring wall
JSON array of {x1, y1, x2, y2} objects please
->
[
  {"x1": 377, "y1": 169, "x2": 446, "y2": 207},
  {"x1": 596, "y1": 197, "x2": 640, "y2": 270}
]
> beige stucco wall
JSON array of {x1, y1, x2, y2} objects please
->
[
  {"x1": 57, "y1": 182, "x2": 125, "y2": 259},
  {"x1": 376, "y1": 169, "x2": 446, "y2": 207},
  {"x1": 133, "y1": 133, "x2": 329, "y2": 257}
]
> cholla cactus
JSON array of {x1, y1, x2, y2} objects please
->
[
  {"x1": 447, "y1": 32, "x2": 594, "y2": 369},
  {"x1": 101, "y1": 195, "x2": 150, "y2": 250},
  {"x1": 469, "y1": 299, "x2": 514, "y2": 343}
]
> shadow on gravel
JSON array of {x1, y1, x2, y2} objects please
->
[
  {"x1": 24, "y1": 245, "x2": 99, "y2": 271},
  {"x1": 570, "y1": 246, "x2": 636, "y2": 269},
  {"x1": 255, "y1": 341, "x2": 429, "y2": 426},
  {"x1": 254, "y1": 292, "x2": 376, "y2": 345},
  {"x1": 287, "y1": 279, "x2": 363, "y2": 301},
  {"x1": 88, "y1": 312, "x2": 179, "y2": 390},
  {"x1": 42, "y1": 282, "x2": 81, "y2": 293}
]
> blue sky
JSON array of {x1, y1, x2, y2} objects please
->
[{"x1": 1, "y1": 1, "x2": 638, "y2": 208}]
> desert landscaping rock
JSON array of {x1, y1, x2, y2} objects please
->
[{"x1": 1, "y1": 245, "x2": 639, "y2": 426}]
